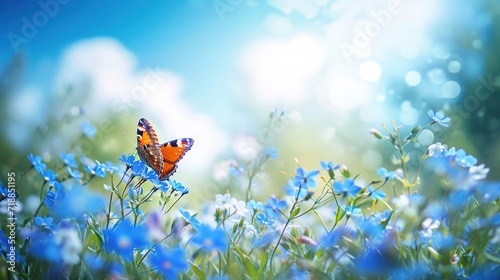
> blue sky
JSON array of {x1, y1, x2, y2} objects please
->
[{"x1": 0, "y1": 1, "x2": 274, "y2": 115}]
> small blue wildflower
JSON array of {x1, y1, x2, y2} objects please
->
[
  {"x1": 0, "y1": 182, "x2": 9, "y2": 202},
  {"x1": 191, "y1": 224, "x2": 228, "y2": 252},
  {"x1": 179, "y1": 208, "x2": 201, "y2": 230},
  {"x1": 42, "y1": 169, "x2": 58, "y2": 185},
  {"x1": 84, "y1": 252, "x2": 105, "y2": 271},
  {"x1": 84, "y1": 161, "x2": 106, "y2": 177},
  {"x1": 320, "y1": 226, "x2": 353, "y2": 249},
  {"x1": 264, "y1": 196, "x2": 287, "y2": 219},
  {"x1": 81, "y1": 120, "x2": 96, "y2": 138},
  {"x1": 67, "y1": 167, "x2": 82, "y2": 181},
  {"x1": 103, "y1": 221, "x2": 149, "y2": 263},
  {"x1": 34, "y1": 216, "x2": 54, "y2": 230},
  {"x1": 256, "y1": 213, "x2": 274, "y2": 227},
  {"x1": 149, "y1": 246, "x2": 188, "y2": 279},
  {"x1": 373, "y1": 210, "x2": 392, "y2": 225},
  {"x1": 454, "y1": 149, "x2": 477, "y2": 168},
  {"x1": 44, "y1": 191, "x2": 57, "y2": 208},
  {"x1": 293, "y1": 167, "x2": 319, "y2": 189},
  {"x1": 368, "y1": 186, "x2": 386, "y2": 200},
  {"x1": 171, "y1": 180, "x2": 190, "y2": 195},
  {"x1": 320, "y1": 161, "x2": 340, "y2": 172},
  {"x1": 247, "y1": 200, "x2": 264, "y2": 211},
  {"x1": 444, "y1": 147, "x2": 456, "y2": 157},
  {"x1": 102, "y1": 161, "x2": 120, "y2": 174},
  {"x1": 376, "y1": 168, "x2": 396, "y2": 180},
  {"x1": 333, "y1": 178, "x2": 362, "y2": 197},
  {"x1": 341, "y1": 204, "x2": 362, "y2": 217},
  {"x1": 52, "y1": 181, "x2": 65, "y2": 192},
  {"x1": 60, "y1": 151, "x2": 77, "y2": 168},
  {"x1": 154, "y1": 181, "x2": 169, "y2": 192},
  {"x1": 427, "y1": 109, "x2": 450, "y2": 127},
  {"x1": 137, "y1": 167, "x2": 158, "y2": 181},
  {"x1": 252, "y1": 230, "x2": 276, "y2": 247},
  {"x1": 118, "y1": 154, "x2": 135, "y2": 167},
  {"x1": 131, "y1": 161, "x2": 147, "y2": 177},
  {"x1": 265, "y1": 148, "x2": 278, "y2": 159},
  {"x1": 284, "y1": 180, "x2": 310, "y2": 200},
  {"x1": 28, "y1": 153, "x2": 46, "y2": 174}
]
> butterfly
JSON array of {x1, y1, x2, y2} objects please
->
[{"x1": 136, "y1": 118, "x2": 194, "y2": 181}]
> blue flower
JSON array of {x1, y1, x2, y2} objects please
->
[
  {"x1": 42, "y1": 169, "x2": 58, "y2": 185},
  {"x1": 320, "y1": 161, "x2": 340, "y2": 172},
  {"x1": 67, "y1": 167, "x2": 82, "y2": 181},
  {"x1": 191, "y1": 224, "x2": 228, "y2": 252},
  {"x1": 252, "y1": 230, "x2": 277, "y2": 248},
  {"x1": 376, "y1": 168, "x2": 396, "y2": 180},
  {"x1": 265, "y1": 148, "x2": 278, "y2": 159},
  {"x1": 84, "y1": 161, "x2": 106, "y2": 177},
  {"x1": 28, "y1": 153, "x2": 46, "y2": 174},
  {"x1": 24, "y1": 228, "x2": 62, "y2": 263},
  {"x1": 179, "y1": 208, "x2": 201, "y2": 230},
  {"x1": 171, "y1": 180, "x2": 190, "y2": 195},
  {"x1": 118, "y1": 154, "x2": 135, "y2": 167},
  {"x1": 131, "y1": 160, "x2": 147, "y2": 177},
  {"x1": 34, "y1": 216, "x2": 54, "y2": 230},
  {"x1": 293, "y1": 167, "x2": 319, "y2": 189},
  {"x1": 264, "y1": 196, "x2": 287, "y2": 219},
  {"x1": 102, "y1": 161, "x2": 120, "y2": 174},
  {"x1": 81, "y1": 120, "x2": 96, "y2": 138},
  {"x1": 44, "y1": 191, "x2": 57, "y2": 208},
  {"x1": 51, "y1": 186, "x2": 105, "y2": 220},
  {"x1": 320, "y1": 226, "x2": 353, "y2": 248},
  {"x1": 333, "y1": 178, "x2": 362, "y2": 197},
  {"x1": 368, "y1": 186, "x2": 386, "y2": 200},
  {"x1": 145, "y1": 169, "x2": 159, "y2": 181},
  {"x1": 103, "y1": 221, "x2": 149, "y2": 262},
  {"x1": 0, "y1": 182, "x2": 9, "y2": 202},
  {"x1": 154, "y1": 181, "x2": 169, "y2": 192},
  {"x1": 427, "y1": 109, "x2": 450, "y2": 127},
  {"x1": 247, "y1": 200, "x2": 264, "y2": 211},
  {"x1": 340, "y1": 204, "x2": 362, "y2": 217},
  {"x1": 454, "y1": 149, "x2": 477, "y2": 168},
  {"x1": 149, "y1": 246, "x2": 187, "y2": 279},
  {"x1": 284, "y1": 180, "x2": 310, "y2": 200},
  {"x1": 255, "y1": 213, "x2": 274, "y2": 227},
  {"x1": 60, "y1": 151, "x2": 78, "y2": 168}
]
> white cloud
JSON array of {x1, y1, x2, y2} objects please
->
[{"x1": 240, "y1": 34, "x2": 324, "y2": 106}]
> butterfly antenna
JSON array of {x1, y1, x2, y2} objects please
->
[{"x1": 122, "y1": 132, "x2": 136, "y2": 149}]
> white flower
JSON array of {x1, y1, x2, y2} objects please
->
[
  {"x1": 233, "y1": 200, "x2": 249, "y2": 218},
  {"x1": 54, "y1": 227, "x2": 83, "y2": 264},
  {"x1": 427, "y1": 142, "x2": 447, "y2": 157},
  {"x1": 469, "y1": 164, "x2": 490, "y2": 180},
  {"x1": 420, "y1": 218, "x2": 440, "y2": 238},
  {"x1": 214, "y1": 193, "x2": 233, "y2": 209}
]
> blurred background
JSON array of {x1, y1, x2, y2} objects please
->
[{"x1": 0, "y1": 0, "x2": 499, "y2": 206}]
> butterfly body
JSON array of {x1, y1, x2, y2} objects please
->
[{"x1": 136, "y1": 118, "x2": 193, "y2": 181}]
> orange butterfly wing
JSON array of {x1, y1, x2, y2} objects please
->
[
  {"x1": 158, "y1": 138, "x2": 194, "y2": 180},
  {"x1": 136, "y1": 118, "x2": 163, "y2": 174},
  {"x1": 136, "y1": 118, "x2": 194, "y2": 181}
]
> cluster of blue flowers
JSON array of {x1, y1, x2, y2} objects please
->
[{"x1": 0, "y1": 110, "x2": 498, "y2": 279}]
